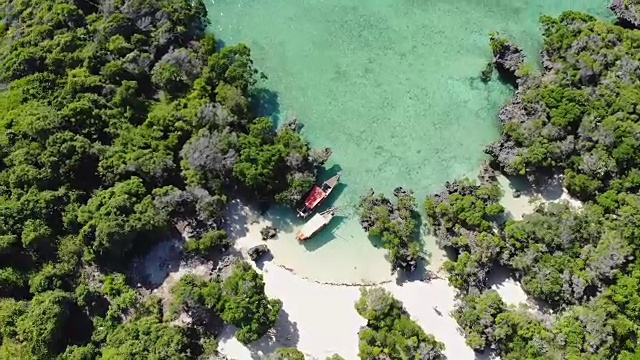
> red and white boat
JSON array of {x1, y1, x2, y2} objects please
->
[{"x1": 296, "y1": 174, "x2": 340, "y2": 218}]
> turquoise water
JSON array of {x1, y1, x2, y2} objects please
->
[{"x1": 207, "y1": 0, "x2": 611, "y2": 279}]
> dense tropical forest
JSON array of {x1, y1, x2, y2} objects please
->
[
  {"x1": 1, "y1": 0, "x2": 640, "y2": 358},
  {"x1": 425, "y1": 7, "x2": 640, "y2": 360},
  {"x1": 0, "y1": 0, "x2": 332, "y2": 358}
]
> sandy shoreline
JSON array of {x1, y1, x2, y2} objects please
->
[
  {"x1": 216, "y1": 176, "x2": 582, "y2": 359},
  {"x1": 218, "y1": 261, "x2": 477, "y2": 360},
  {"x1": 217, "y1": 199, "x2": 474, "y2": 359},
  {"x1": 134, "y1": 175, "x2": 579, "y2": 360},
  {"x1": 132, "y1": 175, "x2": 573, "y2": 359}
]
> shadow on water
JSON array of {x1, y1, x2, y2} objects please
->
[
  {"x1": 215, "y1": 38, "x2": 226, "y2": 50},
  {"x1": 255, "y1": 164, "x2": 348, "y2": 251},
  {"x1": 320, "y1": 164, "x2": 343, "y2": 179},
  {"x1": 323, "y1": 182, "x2": 346, "y2": 208},
  {"x1": 264, "y1": 205, "x2": 302, "y2": 233},
  {"x1": 250, "y1": 87, "x2": 281, "y2": 124},
  {"x1": 299, "y1": 177, "x2": 348, "y2": 252}
]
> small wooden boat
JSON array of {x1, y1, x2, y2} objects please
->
[
  {"x1": 296, "y1": 207, "x2": 338, "y2": 241},
  {"x1": 296, "y1": 173, "x2": 340, "y2": 218}
]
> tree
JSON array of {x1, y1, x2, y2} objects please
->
[
  {"x1": 355, "y1": 287, "x2": 446, "y2": 360},
  {"x1": 76, "y1": 177, "x2": 168, "y2": 261},
  {"x1": 358, "y1": 188, "x2": 421, "y2": 272},
  {"x1": 219, "y1": 262, "x2": 282, "y2": 344},
  {"x1": 452, "y1": 290, "x2": 507, "y2": 351},
  {"x1": 99, "y1": 316, "x2": 192, "y2": 360},
  {"x1": 0, "y1": 0, "x2": 316, "y2": 357},
  {"x1": 16, "y1": 291, "x2": 73, "y2": 359},
  {"x1": 267, "y1": 347, "x2": 305, "y2": 360}
]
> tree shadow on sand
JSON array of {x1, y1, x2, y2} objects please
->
[
  {"x1": 224, "y1": 199, "x2": 262, "y2": 242},
  {"x1": 505, "y1": 174, "x2": 564, "y2": 201},
  {"x1": 475, "y1": 349, "x2": 498, "y2": 360},
  {"x1": 217, "y1": 309, "x2": 300, "y2": 360},
  {"x1": 248, "y1": 308, "x2": 300, "y2": 359}
]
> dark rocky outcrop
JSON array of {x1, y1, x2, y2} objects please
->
[
  {"x1": 247, "y1": 244, "x2": 269, "y2": 261},
  {"x1": 610, "y1": 0, "x2": 640, "y2": 29},
  {"x1": 478, "y1": 161, "x2": 497, "y2": 184},
  {"x1": 480, "y1": 61, "x2": 494, "y2": 83},
  {"x1": 213, "y1": 254, "x2": 241, "y2": 281},
  {"x1": 280, "y1": 118, "x2": 303, "y2": 132},
  {"x1": 490, "y1": 34, "x2": 525, "y2": 87},
  {"x1": 309, "y1": 147, "x2": 333, "y2": 166},
  {"x1": 484, "y1": 138, "x2": 521, "y2": 175},
  {"x1": 260, "y1": 226, "x2": 278, "y2": 240},
  {"x1": 358, "y1": 189, "x2": 394, "y2": 232}
]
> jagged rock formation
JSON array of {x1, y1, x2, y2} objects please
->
[
  {"x1": 309, "y1": 147, "x2": 333, "y2": 166},
  {"x1": 213, "y1": 254, "x2": 241, "y2": 281},
  {"x1": 247, "y1": 244, "x2": 269, "y2": 261},
  {"x1": 478, "y1": 161, "x2": 497, "y2": 184},
  {"x1": 610, "y1": 0, "x2": 640, "y2": 29},
  {"x1": 260, "y1": 225, "x2": 278, "y2": 240},
  {"x1": 280, "y1": 118, "x2": 303, "y2": 132},
  {"x1": 490, "y1": 34, "x2": 525, "y2": 86}
]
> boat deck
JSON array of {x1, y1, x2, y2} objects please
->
[
  {"x1": 304, "y1": 185, "x2": 326, "y2": 209},
  {"x1": 297, "y1": 213, "x2": 329, "y2": 239}
]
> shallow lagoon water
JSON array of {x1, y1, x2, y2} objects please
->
[{"x1": 207, "y1": 0, "x2": 610, "y2": 281}]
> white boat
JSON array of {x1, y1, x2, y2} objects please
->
[{"x1": 295, "y1": 207, "x2": 338, "y2": 241}]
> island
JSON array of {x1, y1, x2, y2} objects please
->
[{"x1": 0, "y1": 0, "x2": 638, "y2": 359}]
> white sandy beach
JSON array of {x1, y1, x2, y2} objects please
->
[
  {"x1": 215, "y1": 176, "x2": 582, "y2": 359},
  {"x1": 215, "y1": 199, "x2": 477, "y2": 360},
  {"x1": 218, "y1": 259, "x2": 477, "y2": 360},
  {"x1": 224, "y1": 199, "x2": 398, "y2": 284},
  {"x1": 138, "y1": 175, "x2": 579, "y2": 360},
  {"x1": 497, "y1": 175, "x2": 582, "y2": 221}
]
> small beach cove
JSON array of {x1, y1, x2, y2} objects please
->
[
  {"x1": 211, "y1": 174, "x2": 582, "y2": 359},
  {"x1": 206, "y1": 0, "x2": 611, "y2": 285}
]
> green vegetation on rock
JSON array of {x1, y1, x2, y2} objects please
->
[
  {"x1": 355, "y1": 287, "x2": 445, "y2": 360},
  {"x1": 427, "y1": 7, "x2": 640, "y2": 360},
  {"x1": 358, "y1": 188, "x2": 421, "y2": 273},
  {"x1": 168, "y1": 261, "x2": 281, "y2": 345}
]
